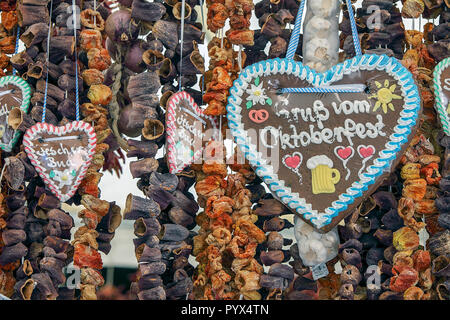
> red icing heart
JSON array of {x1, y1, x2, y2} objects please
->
[
  {"x1": 337, "y1": 147, "x2": 353, "y2": 160},
  {"x1": 358, "y1": 146, "x2": 375, "y2": 158},
  {"x1": 285, "y1": 155, "x2": 301, "y2": 169}
]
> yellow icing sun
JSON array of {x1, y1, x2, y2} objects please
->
[{"x1": 369, "y1": 80, "x2": 402, "y2": 113}]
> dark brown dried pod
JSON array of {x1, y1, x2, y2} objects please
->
[
  {"x1": 153, "y1": 20, "x2": 179, "y2": 50},
  {"x1": 129, "y1": 157, "x2": 159, "y2": 178},
  {"x1": 159, "y1": 224, "x2": 189, "y2": 242},
  {"x1": 10, "y1": 51, "x2": 33, "y2": 73},
  {"x1": 358, "y1": 196, "x2": 376, "y2": 216},
  {"x1": 263, "y1": 217, "x2": 286, "y2": 232},
  {"x1": 267, "y1": 231, "x2": 284, "y2": 250},
  {"x1": 168, "y1": 207, "x2": 194, "y2": 228},
  {"x1": 14, "y1": 278, "x2": 35, "y2": 300},
  {"x1": 177, "y1": 50, "x2": 205, "y2": 75},
  {"x1": 127, "y1": 140, "x2": 158, "y2": 159},
  {"x1": 4, "y1": 157, "x2": 25, "y2": 190},
  {"x1": 137, "y1": 286, "x2": 166, "y2": 300},
  {"x1": 269, "y1": 36, "x2": 287, "y2": 58},
  {"x1": 124, "y1": 193, "x2": 161, "y2": 220},
  {"x1": 372, "y1": 191, "x2": 397, "y2": 210},
  {"x1": 432, "y1": 255, "x2": 450, "y2": 277},
  {"x1": 261, "y1": 15, "x2": 282, "y2": 38},
  {"x1": 138, "y1": 274, "x2": 163, "y2": 291},
  {"x1": 254, "y1": 198, "x2": 288, "y2": 216},
  {"x1": 143, "y1": 49, "x2": 165, "y2": 71},
  {"x1": 134, "y1": 217, "x2": 161, "y2": 237},
  {"x1": 31, "y1": 272, "x2": 58, "y2": 300},
  {"x1": 268, "y1": 263, "x2": 294, "y2": 281},
  {"x1": 2, "y1": 229, "x2": 26, "y2": 246},
  {"x1": 18, "y1": 4, "x2": 49, "y2": 27},
  {"x1": 142, "y1": 119, "x2": 164, "y2": 141},
  {"x1": 119, "y1": 104, "x2": 158, "y2": 137},
  {"x1": 105, "y1": 9, "x2": 139, "y2": 43},
  {"x1": 139, "y1": 261, "x2": 166, "y2": 276},
  {"x1": 173, "y1": 1, "x2": 191, "y2": 20},
  {"x1": 139, "y1": 245, "x2": 162, "y2": 263},
  {"x1": 80, "y1": 9, "x2": 105, "y2": 30},
  {"x1": 127, "y1": 72, "x2": 161, "y2": 99},
  {"x1": 340, "y1": 265, "x2": 362, "y2": 286},
  {"x1": 428, "y1": 230, "x2": 450, "y2": 256},
  {"x1": 0, "y1": 242, "x2": 28, "y2": 266},
  {"x1": 259, "y1": 274, "x2": 288, "y2": 290},
  {"x1": 20, "y1": 23, "x2": 49, "y2": 47},
  {"x1": 437, "y1": 279, "x2": 450, "y2": 300}
]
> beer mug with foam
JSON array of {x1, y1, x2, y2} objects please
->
[{"x1": 307, "y1": 155, "x2": 341, "y2": 194}]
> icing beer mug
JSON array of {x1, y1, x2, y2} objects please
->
[{"x1": 307, "y1": 155, "x2": 341, "y2": 194}]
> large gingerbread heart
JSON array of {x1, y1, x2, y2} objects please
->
[
  {"x1": 227, "y1": 54, "x2": 421, "y2": 232},
  {"x1": 0, "y1": 75, "x2": 31, "y2": 152},
  {"x1": 433, "y1": 57, "x2": 450, "y2": 136},
  {"x1": 23, "y1": 121, "x2": 97, "y2": 202},
  {"x1": 166, "y1": 91, "x2": 218, "y2": 174}
]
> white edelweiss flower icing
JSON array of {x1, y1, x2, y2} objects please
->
[
  {"x1": 306, "y1": 155, "x2": 334, "y2": 169},
  {"x1": 246, "y1": 82, "x2": 268, "y2": 106}
]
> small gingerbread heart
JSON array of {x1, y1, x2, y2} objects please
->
[
  {"x1": 23, "y1": 121, "x2": 97, "y2": 202},
  {"x1": 166, "y1": 91, "x2": 218, "y2": 174}
]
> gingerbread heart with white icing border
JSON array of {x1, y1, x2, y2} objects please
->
[
  {"x1": 433, "y1": 57, "x2": 450, "y2": 136},
  {"x1": 227, "y1": 54, "x2": 421, "y2": 232},
  {"x1": 0, "y1": 75, "x2": 31, "y2": 152},
  {"x1": 166, "y1": 91, "x2": 218, "y2": 174},
  {"x1": 23, "y1": 121, "x2": 97, "y2": 202}
]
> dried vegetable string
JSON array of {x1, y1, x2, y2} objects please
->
[
  {"x1": 116, "y1": 0, "x2": 205, "y2": 300},
  {"x1": 71, "y1": 0, "x2": 122, "y2": 300}
]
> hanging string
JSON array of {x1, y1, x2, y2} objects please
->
[
  {"x1": 41, "y1": 0, "x2": 54, "y2": 123},
  {"x1": 12, "y1": 26, "x2": 20, "y2": 76},
  {"x1": 73, "y1": 0, "x2": 80, "y2": 121},
  {"x1": 178, "y1": 0, "x2": 186, "y2": 91}
]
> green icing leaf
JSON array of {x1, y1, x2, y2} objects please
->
[
  {"x1": 255, "y1": 77, "x2": 260, "y2": 86},
  {"x1": 71, "y1": 169, "x2": 76, "y2": 177},
  {"x1": 246, "y1": 101, "x2": 253, "y2": 109},
  {"x1": 49, "y1": 171, "x2": 55, "y2": 178},
  {"x1": 266, "y1": 98, "x2": 272, "y2": 106}
]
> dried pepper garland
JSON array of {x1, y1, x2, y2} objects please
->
[
  {"x1": 192, "y1": 141, "x2": 266, "y2": 300},
  {"x1": 0, "y1": 0, "x2": 18, "y2": 76},
  {"x1": 0, "y1": 0, "x2": 120, "y2": 300}
]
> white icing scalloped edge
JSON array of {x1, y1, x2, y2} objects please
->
[{"x1": 226, "y1": 54, "x2": 421, "y2": 229}]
